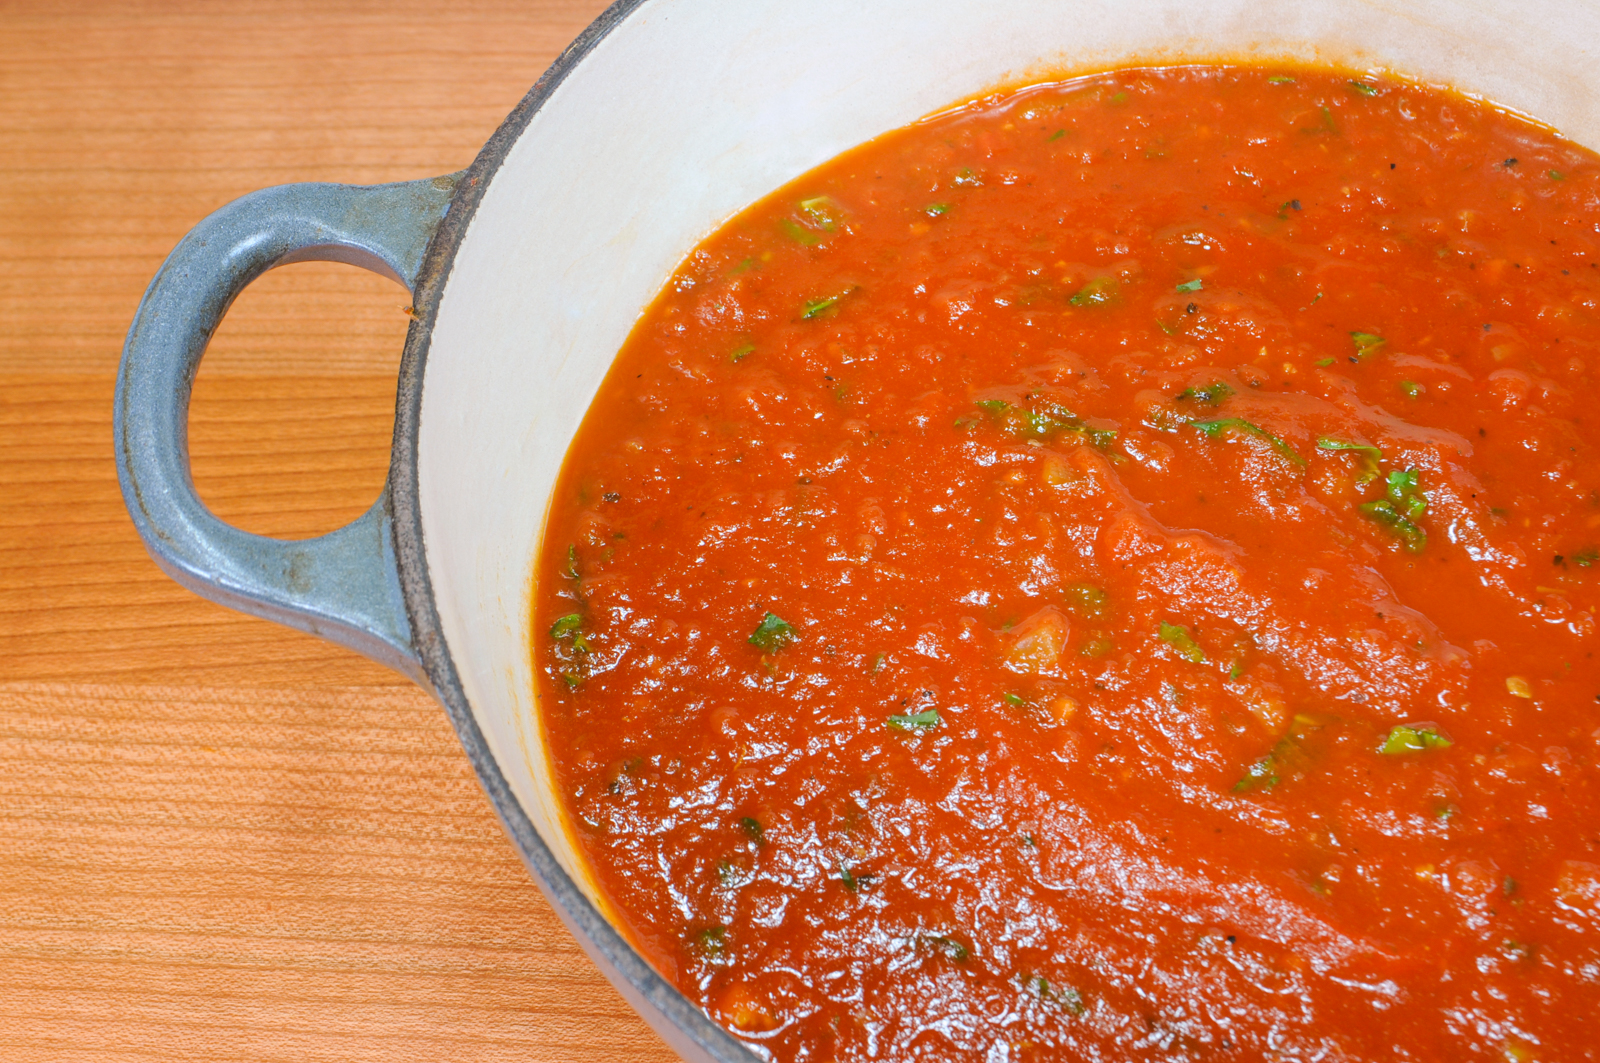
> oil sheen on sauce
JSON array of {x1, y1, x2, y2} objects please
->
[{"x1": 534, "y1": 66, "x2": 1600, "y2": 1061}]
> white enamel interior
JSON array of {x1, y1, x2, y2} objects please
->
[{"x1": 417, "y1": 0, "x2": 1600, "y2": 904}]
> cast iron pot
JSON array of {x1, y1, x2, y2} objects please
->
[{"x1": 115, "y1": 0, "x2": 1600, "y2": 1058}]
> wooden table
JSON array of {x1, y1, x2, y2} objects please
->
[{"x1": 0, "y1": 3, "x2": 676, "y2": 1059}]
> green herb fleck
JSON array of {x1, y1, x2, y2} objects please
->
[
  {"x1": 924, "y1": 202, "x2": 951, "y2": 217},
  {"x1": 748, "y1": 612, "x2": 796, "y2": 652},
  {"x1": 550, "y1": 613, "x2": 584, "y2": 639},
  {"x1": 1233, "y1": 753, "x2": 1281, "y2": 793},
  {"x1": 1302, "y1": 106, "x2": 1339, "y2": 136},
  {"x1": 971, "y1": 398, "x2": 1115, "y2": 448},
  {"x1": 1380, "y1": 722, "x2": 1453, "y2": 755},
  {"x1": 1268, "y1": 75, "x2": 1296, "y2": 85},
  {"x1": 1315, "y1": 357, "x2": 1335, "y2": 367},
  {"x1": 1003, "y1": 692, "x2": 1027, "y2": 708},
  {"x1": 1573, "y1": 547, "x2": 1599, "y2": 568},
  {"x1": 1550, "y1": 169, "x2": 1566, "y2": 181},
  {"x1": 1079, "y1": 632, "x2": 1114, "y2": 658},
  {"x1": 562, "y1": 544, "x2": 580, "y2": 580},
  {"x1": 888, "y1": 707, "x2": 940, "y2": 732},
  {"x1": 1360, "y1": 499, "x2": 1427, "y2": 553},
  {"x1": 926, "y1": 935, "x2": 970, "y2": 961},
  {"x1": 1190, "y1": 418, "x2": 1306, "y2": 466},
  {"x1": 730, "y1": 342, "x2": 755, "y2": 363},
  {"x1": 1175, "y1": 381, "x2": 1233, "y2": 406},
  {"x1": 798, "y1": 195, "x2": 843, "y2": 231},
  {"x1": 1064, "y1": 582, "x2": 1110, "y2": 620},
  {"x1": 1400, "y1": 380, "x2": 1421, "y2": 397},
  {"x1": 839, "y1": 860, "x2": 873, "y2": 892},
  {"x1": 1384, "y1": 468, "x2": 1428, "y2": 519},
  {"x1": 1048, "y1": 128, "x2": 1066, "y2": 142},
  {"x1": 1349, "y1": 79, "x2": 1377, "y2": 96},
  {"x1": 1175, "y1": 278, "x2": 1204, "y2": 293},
  {"x1": 802, "y1": 291, "x2": 851, "y2": 319},
  {"x1": 739, "y1": 816, "x2": 765, "y2": 845},
  {"x1": 1350, "y1": 331, "x2": 1386, "y2": 357},
  {"x1": 1069, "y1": 276, "x2": 1120, "y2": 307},
  {"x1": 692, "y1": 925, "x2": 730, "y2": 963},
  {"x1": 1158, "y1": 621, "x2": 1206, "y2": 663},
  {"x1": 1316, "y1": 437, "x2": 1383, "y2": 461},
  {"x1": 868, "y1": 652, "x2": 887, "y2": 676},
  {"x1": 1027, "y1": 975, "x2": 1087, "y2": 1015},
  {"x1": 778, "y1": 218, "x2": 821, "y2": 246}
]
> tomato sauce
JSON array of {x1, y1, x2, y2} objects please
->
[{"x1": 534, "y1": 66, "x2": 1600, "y2": 1061}]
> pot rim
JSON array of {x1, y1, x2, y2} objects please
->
[{"x1": 388, "y1": 2, "x2": 757, "y2": 1060}]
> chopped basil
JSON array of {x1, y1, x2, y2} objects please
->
[
  {"x1": 1233, "y1": 752, "x2": 1281, "y2": 793},
  {"x1": 1550, "y1": 169, "x2": 1566, "y2": 181},
  {"x1": 1380, "y1": 722, "x2": 1453, "y2": 755},
  {"x1": 798, "y1": 195, "x2": 843, "y2": 231},
  {"x1": 1069, "y1": 276, "x2": 1120, "y2": 307},
  {"x1": 1399, "y1": 380, "x2": 1421, "y2": 397},
  {"x1": 1079, "y1": 632, "x2": 1114, "y2": 658},
  {"x1": 1349, "y1": 79, "x2": 1377, "y2": 96},
  {"x1": 729, "y1": 342, "x2": 755, "y2": 363},
  {"x1": 802, "y1": 291, "x2": 851, "y2": 319},
  {"x1": 889, "y1": 707, "x2": 940, "y2": 731},
  {"x1": 839, "y1": 860, "x2": 873, "y2": 892},
  {"x1": 1268, "y1": 75, "x2": 1296, "y2": 85},
  {"x1": 1158, "y1": 621, "x2": 1205, "y2": 663},
  {"x1": 1189, "y1": 418, "x2": 1306, "y2": 466},
  {"x1": 1175, "y1": 278, "x2": 1203, "y2": 292},
  {"x1": 749, "y1": 612, "x2": 797, "y2": 652},
  {"x1": 1360, "y1": 500, "x2": 1427, "y2": 552},
  {"x1": 550, "y1": 613, "x2": 584, "y2": 638},
  {"x1": 927, "y1": 935, "x2": 970, "y2": 961},
  {"x1": 1027, "y1": 975, "x2": 1087, "y2": 1015},
  {"x1": 868, "y1": 652, "x2": 887, "y2": 676},
  {"x1": 779, "y1": 218, "x2": 822, "y2": 246},
  {"x1": 1315, "y1": 357, "x2": 1335, "y2": 367},
  {"x1": 1175, "y1": 381, "x2": 1233, "y2": 406},
  {"x1": 561, "y1": 672, "x2": 583, "y2": 690},
  {"x1": 1350, "y1": 331, "x2": 1387, "y2": 357},
  {"x1": 1385, "y1": 468, "x2": 1428, "y2": 519},
  {"x1": 739, "y1": 816, "x2": 765, "y2": 845},
  {"x1": 971, "y1": 398, "x2": 1116, "y2": 448},
  {"x1": 1302, "y1": 106, "x2": 1338, "y2": 135},
  {"x1": 1064, "y1": 582, "x2": 1110, "y2": 620},
  {"x1": 1316, "y1": 437, "x2": 1382, "y2": 461},
  {"x1": 1317, "y1": 436, "x2": 1382, "y2": 484},
  {"x1": 1574, "y1": 547, "x2": 1599, "y2": 567},
  {"x1": 562, "y1": 544, "x2": 580, "y2": 580},
  {"x1": 692, "y1": 925, "x2": 730, "y2": 963},
  {"x1": 924, "y1": 202, "x2": 951, "y2": 217},
  {"x1": 1048, "y1": 128, "x2": 1066, "y2": 142},
  {"x1": 1003, "y1": 692, "x2": 1027, "y2": 708}
]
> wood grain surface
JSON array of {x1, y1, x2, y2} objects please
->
[{"x1": 0, "y1": 2, "x2": 678, "y2": 1059}]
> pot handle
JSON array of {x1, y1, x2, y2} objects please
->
[{"x1": 113, "y1": 175, "x2": 460, "y2": 684}]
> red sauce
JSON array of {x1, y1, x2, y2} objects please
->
[{"x1": 534, "y1": 66, "x2": 1600, "y2": 1060}]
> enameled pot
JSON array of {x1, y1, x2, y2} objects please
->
[{"x1": 115, "y1": 1, "x2": 1600, "y2": 1058}]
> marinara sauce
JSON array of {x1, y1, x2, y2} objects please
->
[{"x1": 534, "y1": 66, "x2": 1600, "y2": 1061}]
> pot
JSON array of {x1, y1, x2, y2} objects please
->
[{"x1": 114, "y1": 1, "x2": 1600, "y2": 1058}]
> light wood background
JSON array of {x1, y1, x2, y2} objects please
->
[{"x1": 0, "y1": 2, "x2": 679, "y2": 1059}]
